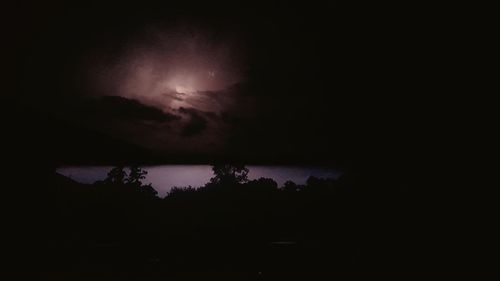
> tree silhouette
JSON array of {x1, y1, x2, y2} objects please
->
[
  {"x1": 208, "y1": 164, "x2": 249, "y2": 185},
  {"x1": 101, "y1": 166, "x2": 158, "y2": 198},
  {"x1": 246, "y1": 177, "x2": 278, "y2": 192},
  {"x1": 140, "y1": 182, "x2": 158, "y2": 197},
  {"x1": 106, "y1": 166, "x2": 127, "y2": 184},
  {"x1": 283, "y1": 180, "x2": 299, "y2": 192},
  {"x1": 37, "y1": 164, "x2": 416, "y2": 280},
  {"x1": 167, "y1": 186, "x2": 196, "y2": 198},
  {"x1": 127, "y1": 166, "x2": 148, "y2": 186}
]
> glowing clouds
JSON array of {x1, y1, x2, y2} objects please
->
[
  {"x1": 174, "y1": 85, "x2": 194, "y2": 94},
  {"x1": 66, "y1": 24, "x2": 261, "y2": 158},
  {"x1": 86, "y1": 24, "x2": 245, "y2": 113},
  {"x1": 167, "y1": 74, "x2": 198, "y2": 94}
]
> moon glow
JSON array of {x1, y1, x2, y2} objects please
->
[{"x1": 87, "y1": 25, "x2": 245, "y2": 113}]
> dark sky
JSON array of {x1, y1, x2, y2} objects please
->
[{"x1": 6, "y1": 0, "x2": 442, "y2": 170}]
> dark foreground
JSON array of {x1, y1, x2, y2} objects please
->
[{"x1": 7, "y1": 165, "x2": 434, "y2": 281}]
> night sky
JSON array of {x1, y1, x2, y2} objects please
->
[
  {"x1": 7, "y1": 0, "x2": 438, "y2": 171},
  {"x1": 4, "y1": 2, "x2": 460, "y2": 278}
]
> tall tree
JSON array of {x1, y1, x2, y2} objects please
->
[
  {"x1": 127, "y1": 166, "x2": 148, "y2": 186},
  {"x1": 106, "y1": 166, "x2": 127, "y2": 184},
  {"x1": 209, "y1": 164, "x2": 249, "y2": 185}
]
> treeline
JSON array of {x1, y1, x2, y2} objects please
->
[
  {"x1": 167, "y1": 164, "x2": 340, "y2": 198},
  {"x1": 92, "y1": 164, "x2": 342, "y2": 199},
  {"x1": 25, "y1": 164, "x2": 418, "y2": 281}
]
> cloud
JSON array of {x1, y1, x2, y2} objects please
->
[
  {"x1": 178, "y1": 107, "x2": 208, "y2": 137},
  {"x1": 50, "y1": 81, "x2": 263, "y2": 162},
  {"x1": 84, "y1": 95, "x2": 180, "y2": 122},
  {"x1": 85, "y1": 24, "x2": 246, "y2": 113}
]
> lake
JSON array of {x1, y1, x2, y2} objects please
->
[{"x1": 56, "y1": 165, "x2": 341, "y2": 197}]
